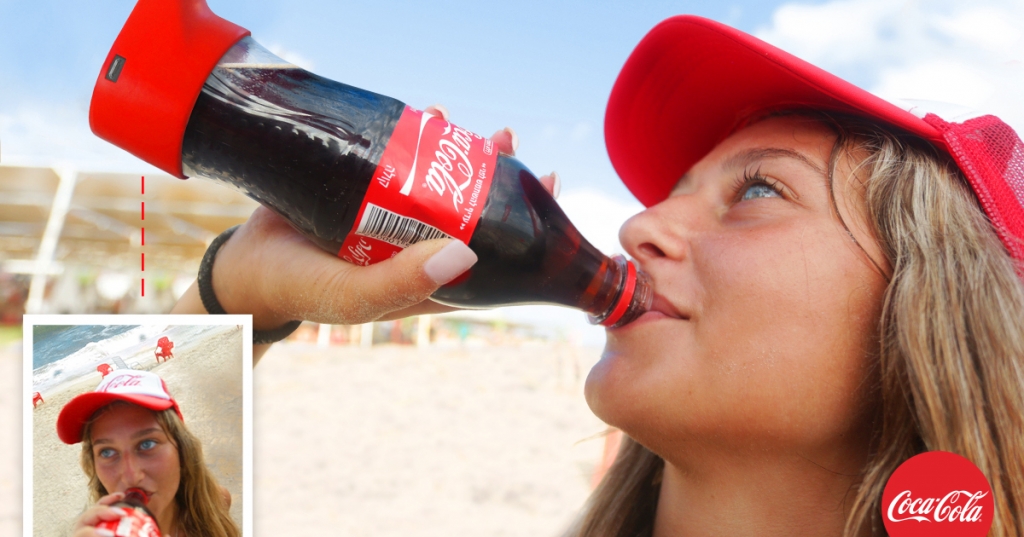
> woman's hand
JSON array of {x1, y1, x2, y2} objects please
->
[
  {"x1": 171, "y1": 104, "x2": 560, "y2": 360},
  {"x1": 71, "y1": 492, "x2": 128, "y2": 537}
]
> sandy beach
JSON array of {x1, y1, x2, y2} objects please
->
[
  {"x1": 4, "y1": 335, "x2": 610, "y2": 536},
  {"x1": 0, "y1": 339, "x2": 22, "y2": 537},
  {"x1": 30, "y1": 325, "x2": 244, "y2": 537},
  {"x1": 252, "y1": 341, "x2": 607, "y2": 537}
]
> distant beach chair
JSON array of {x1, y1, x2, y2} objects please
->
[
  {"x1": 32, "y1": 392, "x2": 44, "y2": 408},
  {"x1": 155, "y1": 336, "x2": 175, "y2": 363},
  {"x1": 97, "y1": 363, "x2": 113, "y2": 377}
]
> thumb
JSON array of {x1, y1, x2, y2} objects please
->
[{"x1": 316, "y1": 239, "x2": 477, "y2": 324}]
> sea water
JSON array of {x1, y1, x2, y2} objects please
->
[{"x1": 31, "y1": 324, "x2": 231, "y2": 394}]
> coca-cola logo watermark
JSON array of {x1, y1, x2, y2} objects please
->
[{"x1": 881, "y1": 451, "x2": 994, "y2": 537}]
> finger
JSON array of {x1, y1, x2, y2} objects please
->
[
  {"x1": 538, "y1": 171, "x2": 561, "y2": 199},
  {"x1": 74, "y1": 506, "x2": 129, "y2": 531},
  {"x1": 74, "y1": 528, "x2": 116, "y2": 537},
  {"x1": 424, "y1": 104, "x2": 450, "y2": 121},
  {"x1": 97, "y1": 492, "x2": 125, "y2": 506},
  {"x1": 489, "y1": 127, "x2": 518, "y2": 155},
  {"x1": 283, "y1": 238, "x2": 477, "y2": 325}
]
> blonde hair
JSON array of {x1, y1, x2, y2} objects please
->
[
  {"x1": 80, "y1": 402, "x2": 241, "y2": 537},
  {"x1": 567, "y1": 112, "x2": 1024, "y2": 537}
]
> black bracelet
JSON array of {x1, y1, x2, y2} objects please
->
[{"x1": 198, "y1": 225, "x2": 302, "y2": 345}]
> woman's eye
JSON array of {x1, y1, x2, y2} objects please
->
[
  {"x1": 98, "y1": 448, "x2": 116, "y2": 459},
  {"x1": 139, "y1": 439, "x2": 157, "y2": 451},
  {"x1": 741, "y1": 183, "x2": 782, "y2": 201}
]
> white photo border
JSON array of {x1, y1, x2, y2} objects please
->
[{"x1": 22, "y1": 314, "x2": 253, "y2": 537}]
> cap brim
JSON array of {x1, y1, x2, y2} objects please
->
[
  {"x1": 57, "y1": 392, "x2": 178, "y2": 444},
  {"x1": 605, "y1": 15, "x2": 949, "y2": 207}
]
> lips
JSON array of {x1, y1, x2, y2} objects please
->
[{"x1": 649, "y1": 293, "x2": 689, "y2": 320}]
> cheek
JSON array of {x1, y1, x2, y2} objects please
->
[
  {"x1": 95, "y1": 460, "x2": 119, "y2": 490},
  {"x1": 159, "y1": 448, "x2": 181, "y2": 493},
  {"x1": 694, "y1": 223, "x2": 884, "y2": 434}
]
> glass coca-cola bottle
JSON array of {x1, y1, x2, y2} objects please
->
[
  {"x1": 95, "y1": 488, "x2": 161, "y2": 537},
  {"x1": 89, "y1": 0, "x2": 652, "y2": 327}
]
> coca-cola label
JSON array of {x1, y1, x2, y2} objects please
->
[
  {"x1": 881, "y1": 451, "x2": 994, "y2": 537},
  {"x1": 338, "y1": 106, "x2": 497, "y2": 265},
  {"x1": 95, "y1": 507, "x2": 161, "y2": 537}
]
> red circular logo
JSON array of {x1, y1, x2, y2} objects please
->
[{"x1": 881, "y1": 451, "x2": 994, "y2": 537}]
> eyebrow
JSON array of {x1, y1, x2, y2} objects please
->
[
  {"x1": 92, "y1": 428, "x2": 164, "y2": 446},
  {"x1": 723, "y1": 147, "x2": 826, "y2": 176},
  {"x1": 673, "y1": 147, "x2": 826, "y2": 195}
]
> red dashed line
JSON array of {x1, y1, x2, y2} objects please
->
[{"x1": 141, "y1": 176, "x2": 145, "y2": 297}]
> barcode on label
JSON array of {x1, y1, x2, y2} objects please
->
[{"x1": 356, "y1": 203, "x2": 453, "y2": 248}]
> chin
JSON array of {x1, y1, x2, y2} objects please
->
[{"x1": 584, "y1": 345, "x2": 652, "y2": 431}]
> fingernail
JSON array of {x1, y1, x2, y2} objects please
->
[
  {"x1": 424, "y1": 241, "x2": 478, "y2": 284},
  {"x1": 113, "y1": 508, "x2": 129, "y2": 516},
  {"x1": 432, "y1": 103, "x2": 450, "y2": 120},
  {"x1": 551, "y1": 171, "x2": 561, "y2": 199},
  {"x1": 505, "y1": 127, "x2": 519, "y2": 152},
  {"x1": 97, "y1": 530, "x2": 116, "y2": 537}
]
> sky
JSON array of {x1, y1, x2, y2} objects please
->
[{"x1": 1, "y1": 0, "x2": 1023, "y2": 343}]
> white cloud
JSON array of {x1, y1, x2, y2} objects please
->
[
  {"x1": 0, "y1": 104, "x2": 156, "y2": 173},
  {"x1": 932, "y1": 7, "x2": 1022, "y2": 52},
  {"x1": 557, "y1": 187, "x2": 644, "y2": 257},
  {"x1": 569, "y1": 121, "x2": 593, "y2": 143},
  {"x1": 755, "y1": 0, "x2": 1024, "y2": 132},
  {"x1": 873, "y1": 60, "x2": 995, "y2": 108},
  {"x1": 266, "y1": 43, "x2": 316, "y2": 71}
]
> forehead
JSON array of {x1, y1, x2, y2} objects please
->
[{"x1": 90, "y1": 403, "x2": 162, "y2": 440}]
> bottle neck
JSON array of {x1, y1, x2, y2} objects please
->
[{"x1": 587, "y1": 256, "x2": 653, "y2": 327}]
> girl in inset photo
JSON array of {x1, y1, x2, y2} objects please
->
[{"x1": 57, "y1": 369, "x2": 239, "y2": 537}]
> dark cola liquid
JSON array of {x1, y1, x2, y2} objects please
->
[
  {"x1": 433, "y1": 155, "x2": 624, "y2": 315},
  {"x1": 182, "y1": 64, "x2": 635, "y2": 318},
  {"x1": 182, "y1": 66, "x2": 404, "y2": 252}
]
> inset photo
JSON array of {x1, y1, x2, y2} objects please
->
[{"x1": 23, "y1": 315, "x2": 252, "y2": 537}]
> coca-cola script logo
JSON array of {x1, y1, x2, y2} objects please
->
[
  {"x1": 102, "y1": 373, "x2": 144, "y2": 392},
  {"x1": 342, "y1": 237, "x2": 374, "y2": 266},
  {"x1": 881, "y1": 451, "x2": 994, "y2": 537},
  {"x1": 399, "y1": 112, "x2": 485, "y2": 211}
]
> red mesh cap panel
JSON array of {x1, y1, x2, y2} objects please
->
[{"x1": 924, "y1": 114, "x2": 1024, "y2": 268}]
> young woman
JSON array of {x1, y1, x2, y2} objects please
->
[
  {"x1": 58, "y1": 370, "x2": 239, "y2": 537},
  {"x1": 170, "y1": 15, "x2": 1024, "y2": 537},
  {"x1": 569, "y1": 15, "x2": 1024, "y2": 537}
]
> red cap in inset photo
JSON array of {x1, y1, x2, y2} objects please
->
[
  {"x1": 57, "y1": 369, "x2": 183, "y2": 445},
  {"x1": 89, "y1": 0, "x2": 250, "y2": 178},
  {"x1": 605, "y1": 15, "x2": 1024, "y2": 264}
]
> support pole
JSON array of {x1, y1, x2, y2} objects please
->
[
  {"x1": 360, "y1": 323, "x2": 374, "y2": 349},
  {"x1": 416, "y1": 315, "x2": 432, "y2": 348},
  {"x1": 316, "y1": 323, "x2": 332, "y2": 348},
  {"x1": 26, "y1": 167, "x2": 77, "y2": 313}
]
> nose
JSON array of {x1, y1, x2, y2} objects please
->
[
  {"x1": 619, "y1": 196, "x2": 696, "y2": 266},
  {"x1": 120, "y1": 452, "x2": 146, "y2": 487}
]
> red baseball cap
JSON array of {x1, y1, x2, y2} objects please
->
[
  {"x1": 57, "y1": 370, "x2": 183, "y2": 445},
  {"x1": 605, "y1": 15, "x2": 1024, "y2": 264}
]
